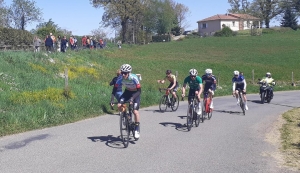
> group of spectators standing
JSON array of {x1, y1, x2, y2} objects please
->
[
  {"x1": 81, "y1": 35, "x2": 106, "y2": 49},
  {"x1": 33, "y1": 33, "x2": 107, "y2": 53}
]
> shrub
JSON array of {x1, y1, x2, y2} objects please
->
[{"x1": 214, "y1": 27, "x2": 235, "y2": 37}]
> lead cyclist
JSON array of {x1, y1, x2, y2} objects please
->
[{"x1": 113, "y1": 64, "x2": 141, "y2": 139}]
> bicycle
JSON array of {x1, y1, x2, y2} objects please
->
[
  {"x1": 159, "y1": 88, "x2": 179, "y2": 112},
  {"x1": 203, "y1": 91, "x2": 213, "y2": 120},
  {"x1": 236, "y1": 88, "x2": 246, "y2": 115},
  {"x1": 182, "y1": 95, "x2": 202, "y2": 131},
  {"x1": 112, "y1": 101, "x2": 140, "y2": 148}
]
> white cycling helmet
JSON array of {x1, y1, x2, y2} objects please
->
[
  {"x1": 266, "y1": 72, "x2": 271, "y2": 77},
  {"x1": 205, "y1": 69, "x2": 212, "y2": 75},
  {"x1": 120, "y1": 64, "x2": 132, "y2": 73},
  {"x1": 233, "y1": 70, "x2": 239, "y2": 75},
  {"x1": 189, "y1": 68, "x2": 198, "y2": 76}
]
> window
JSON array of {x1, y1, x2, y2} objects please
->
[
  {"x1": 232, "y1": 21, "x2": 235, "y2": 27},
  {"x1": 202, "y1": 23, "x2": 207, "y2": 29}
]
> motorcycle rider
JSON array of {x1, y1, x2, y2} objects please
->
[{"x1": 259, "y1": 72, "x2": 276, "y2": 98}]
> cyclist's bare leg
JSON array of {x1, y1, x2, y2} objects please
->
[
  {"x1": 208, "y1": 89, "x2": 214, "y2": 108},
  {"x1": 172, "y1": 91, "x2": 177, "y2": 99},
  {"x1": 234, "y1": 90, "x2": 239, "y2": 100},
  {"x1": 117, "y1": 103, "x2": 122, "y2": 112},
  {"x1": 133, "y1": 110, "x2": 140, "y2": 123}
]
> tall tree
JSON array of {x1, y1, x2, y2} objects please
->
[
  {"x1": 0, "y1": 0, "x2": 9, "y2": 27},
  {"x1": 250, "y1": 0, "x2": 282, "y2": 28},
  {"x1": 90, "y1": 0, "x2": 146, "y2": 43},
  {"x1": 173, "y1": 2, "x2": 190, "y2": 29},
  {"x1": 7, "y1": 0, "x2": 42, "y2": 30},
  {"x1": 281, "y1": 5, "x2": 298, "y2": 30},
  {"x1": 228, "y1": 0, "x2": 251, "y2": 13}
]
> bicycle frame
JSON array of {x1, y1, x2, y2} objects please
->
[
  {"x1": 159, "y1": 88, "x2": 179, "y2": 112},
  {"x1": 237, "y1": 88, "x2": 245, "y2": 115}
]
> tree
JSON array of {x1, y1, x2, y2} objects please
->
[
  {"x1": 228, "y1": 0, "x2": 251, "y2": 13},
  {"x1": 173, "y1": 2, "x2": 190, "y2": 30},
  {"x1": 0, "y1": 0, "x2": 9, "y2": 27},
  {"x1": 7, "y1": 0, "x2": 42, "y2": 30},
  {"x1": 250, "y1": 0, "x2": 282, "y2": 28},
  {"x1": 90, "y1": 27, "x2": 108, "y2": 39},
  {"x1": 281, "y1": 5, "x2": 298, "y2": 30},
  {"x1": 90, "y1": 0, "x2": 146, "y2": 43}
]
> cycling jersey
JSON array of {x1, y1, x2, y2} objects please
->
[
  {"x1": 202, "y1": 75, "x2": 217, "y2": 91},
  {"x1": 164, "y1": 74, "x2": 176, "y2": 83},
  {"x1": 164, "y1": 74, "x2": 178, "y2": 91},
  {"x1": 114, "y1": 73, "x2": 141, "y2": 102},
  {"x1": 115, "y1": 73, "x2": 141, "y2": 91},
  {"x1": 232, "y1": 75, "x2": 247, "y2": 91},
  {"x1": 183, "y1": 76, "x2": 202, "y2": 89}
]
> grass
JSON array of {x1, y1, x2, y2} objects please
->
[
  {"x1": 281, "y1": 108, "x2": 300, "y2": 170},
  {"x1": 0, "y1": 29, "x2": 300, "y2": 137}
]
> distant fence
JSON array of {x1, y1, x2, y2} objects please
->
[{"x1": 0, "y1": 43, "x2": 46, "y2": 52}]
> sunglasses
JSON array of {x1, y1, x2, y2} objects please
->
[
  {"x1": 190, "y1": 75, "x2": 196, "y2": 78},
  {"x1": 166, "y1": 73, "x2": 170, "y2": 75},
  {"x1": 121, "y1": 72, "x2": 129, "y2": 75}
]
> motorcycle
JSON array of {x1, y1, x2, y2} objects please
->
[{"x1": 258, "y1": 79, "x2": 274, "y2": 104}]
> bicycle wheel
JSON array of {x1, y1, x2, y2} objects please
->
[
  {"x1": 171, "y1": 94, "x2": 179, "y2": 111},
  {"x1": 207, "y1": 98, "x2": 213, "y2": 120},
  {"x1": 200, "y1": 101, "x2": 204, "y2": 123},
  {"x1": 239, "y1": 99, "x2": 245, "y2": 115},
  {"x1": 186, "y1": 105, "x2": 193, "y2": 131},
  {"x1": 159, "y1": 95, "x2": 168, "y2": 112},
  {"x1": 120, "y1": 112, "x2": 130, "y2": 148}
]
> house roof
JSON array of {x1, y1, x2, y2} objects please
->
[{"x1": 197, "y1": 13, "x2": 260, "y2": 23}]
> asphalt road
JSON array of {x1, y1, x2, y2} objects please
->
[{"x1": 0, "y1": 91, "x2": 299, "y2": 173}]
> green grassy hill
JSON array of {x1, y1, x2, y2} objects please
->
[{"x1": 1, "y1": 30, "x2": 300, "y2": 136}]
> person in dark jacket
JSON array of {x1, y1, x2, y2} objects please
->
[
  {"x1": 60, "y1": 36, "x2": 68, "y2": 53},
  {"x1": 110, "y1": 69, "x2": 123, "y2": 107},
  {"x1": 45, "y1": 35, "x2": 53, "y2": 52}
]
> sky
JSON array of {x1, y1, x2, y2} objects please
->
[{"x1": 4, "y1": 0, "x2": 281, "y2": 37}]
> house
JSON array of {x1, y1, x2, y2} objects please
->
[{"x1": 197, "y1": 13, "x2": 260, "y2": 36}]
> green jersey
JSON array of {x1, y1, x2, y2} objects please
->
[{"x1": 183, "y1": 76, "x2": 202, "y2": 89}]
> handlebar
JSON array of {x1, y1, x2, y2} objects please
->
[{"x1": 109, "y1": 101, "x2": 133, "y2": 110}]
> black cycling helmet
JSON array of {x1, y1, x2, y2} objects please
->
[{"x1": 166, "y1": 70, "x2": 172, "y2": 74}]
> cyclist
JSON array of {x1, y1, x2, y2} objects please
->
[
  {"x1": 232, "y1": 70, "x2": 248, "y2": 110},
  {"x1": 110, "y1": 69, "x2": 123, "y2": 107},
  {"x1": 259, "y1": 72, "x2": 276, "y2": 99},
  {"x1": 181, "y1": 69, "x2": 203, "y2": 115},
  {"x1": 113, "y1": 64, "x2": 141, "y2": 139},
  {"x1": 157, "y1": 69, "x2": 178, "y2": 102},
  {"x1": 201, "y1": 69, "x2": 217, "y2": 109}
]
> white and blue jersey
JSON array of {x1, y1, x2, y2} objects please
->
[
  {"x1": 232, "y1": 75, "x2": 247, "y2": 91},
  {"x1": 115, "y1": 73, "x2": 141, "y2": 91}
]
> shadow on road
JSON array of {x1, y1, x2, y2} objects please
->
[
  {"x1": 87, "y1": 135, "x2": 136, "y2": 149},
  {"x1": 143, "y1": 109, "x2": 173, "y2": 113},
  {"x1": 214, "y1": 109, "x2": 243, "y2": 115},
  {"x1": 159, "y1": 122, "x2": 188, "y2": 132},
  {"x1": 4, "y1": 134, "x2": 50, "y2": 150},
  {"x1": 248, "y1": 100, "x2": 262, "y2": 104}
]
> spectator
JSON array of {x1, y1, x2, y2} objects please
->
[
  {"x1": 74, "y1": 36, "x2": 78, "y2": 50},
  {"x1": 82, "y1": 36, "x2": 87, "y2": 48},
  {"x1": 60, "y1": 36, "x2": 68, "y2": 53},
  {"x1": 45, "y1": 35, "x2": 53, "y2": 53},
  {"x1": 99, "y1": 38, "x2": 104, "y2": 49},
  {"x1": 69, "y1": 36, "x2": 74, "y2": 50},
  {"x1": 33, "y1": 36, "x2": 41, "y2": 52},
  {"x1": 56, "y1": 35, "x2": 61, "y2": 52},
  {"x1": 90, "y1": 36, "x2": 94, "y2": 49},
  {"x1": 86, "y1": 36, "x2": 90, "y2": 49},
  {"x1": 50, "y1": 33, "x2": 56, "y2": 51}
]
